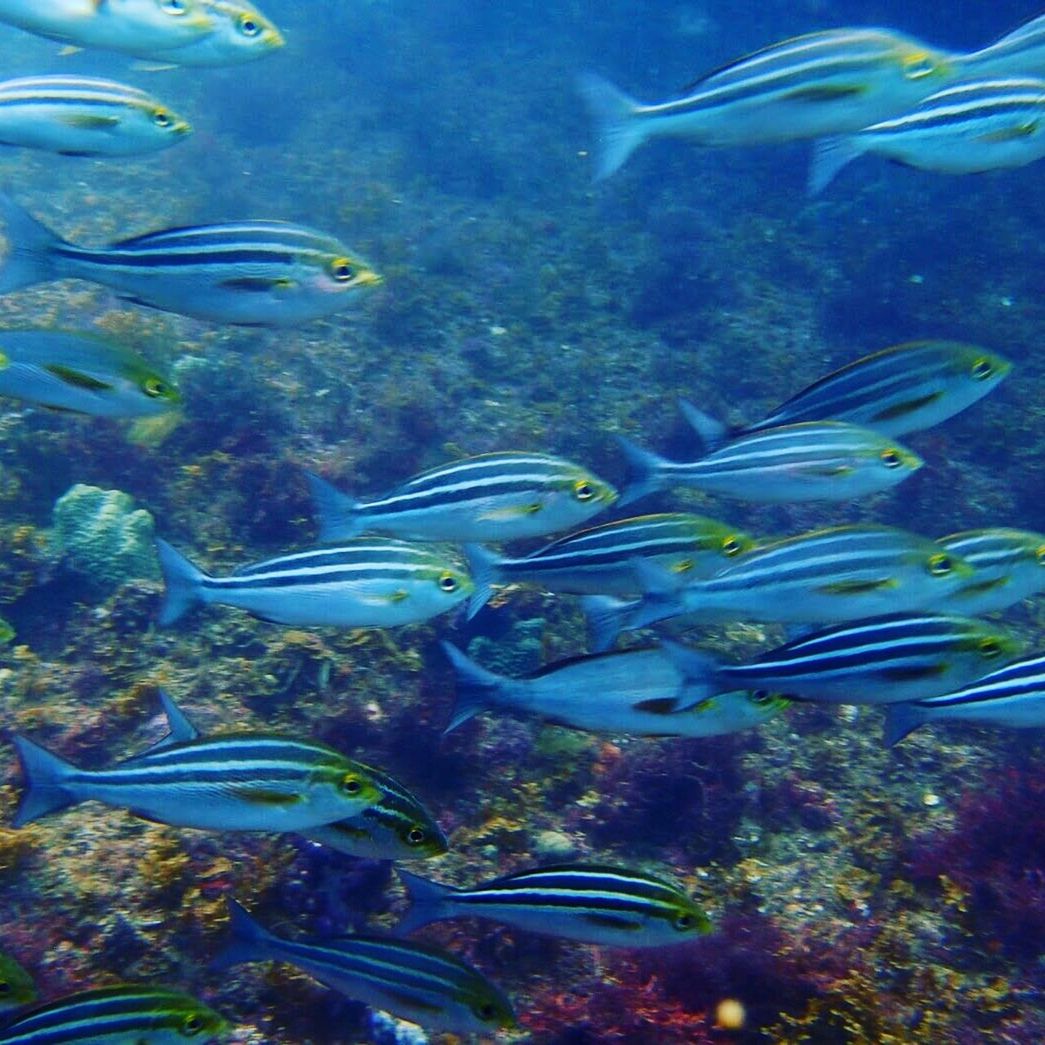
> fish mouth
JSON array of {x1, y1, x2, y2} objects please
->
[
  {"x1": 267, "y1": 29, "x2": 287, "y2": 50},
  {"x1": 353, "y1": 270, "x2": 383, "y2": 288}
]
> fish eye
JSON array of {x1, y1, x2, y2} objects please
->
[
  {"x1": 238, "y1": 14, "x2": 261, "y2": 36},
  {"x1": 143, "y1": 376, "x2": 170, "y2": 399},
  {"x1": 751, "y1": 690, "x2": 772, "y2": 706},
  {"x1": 903, "y1": 51, "x2": 937, "y2": 79},
  {"x1": 438, "y1": 571, "x2": 459, "y2": 593},
  {"x1": 880, "y1": 448, "x2": 903, "y2": 468},
  {"x1": 340, "y1": 774, "x2": 363, "y2": 795},
  {"x1": 473, "y1": 1002, "x2": 497, "y2": 1021},
  {"x1": 153, "y1": 110, "x2": 172, "y2": 128},
  {"x1": 928, "y1": 553, "x2": 953, "y2": 576},
  {"x1": 328, "y1": 257, "x2": 355, "y2": 282},
  {"x1": 1036, "y1": 544, "x2": 1045, "y2": 566},
  {"x1": 161, "y1": 0, "x2": 187, "y2": 13},
  {"x1": 181, "y1": 1014, "x2": 204, "y2": 1037},
  {"x1": 573, "y1": 479, "x2": 595, "y2": 501},
  {"x1": 674, "y1": 913, "x2": 694, "y2": 931},
  {"x1": 0, "y1": 981, "x2": 9, "y2": 995},
  {"x1": 406, "y1": 826, "x2": 427, "y2": 846},
  {"x1": 721, "y1": 535, "x2": 743, "y2": 557},
  {"x1": 971, "y1": 357, "x2": 994, "y2": 381},
  {"x1": 979, "y1": 638, "x2": 1002, "y2": 657}
]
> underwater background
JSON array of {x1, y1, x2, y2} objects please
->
[{"x1": 0, "y1": 0, "x2": 1044, "y2": 1041}]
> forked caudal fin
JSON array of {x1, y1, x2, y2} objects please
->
[
  {"x1": 577, "y1": 73, "x2": 647, "y2": 180},
  {"x1": 0, "y1": 193, "x2": 63, "y2": 294},
  {"x1": 11, "y1": 734, "x2": 79, "y2": 827},
  {"x1": 440, "y1": 640, "x2": 507, "y2": 733},
  {"x1": 155, "y1": 539, "x2": 210, "y2": 626}
]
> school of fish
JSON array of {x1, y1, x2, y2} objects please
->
[{"x1": 1, "y1": 4, "x2": 1044, "y2": 1041}]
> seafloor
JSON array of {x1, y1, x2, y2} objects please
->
[{"x1": 0, "y1": 4, "x2": 1044, "y2": 1043}]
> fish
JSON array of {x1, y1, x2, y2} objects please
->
[
  {"x1": 0, "y1": 76, "x2": 190, "y2": 156},
  {"x1": 462, "y1": 511, "x2": 757, "y2": 618},
  {"x1": 156, "y1": 538, "x2": 473, "y2": 629},
  {"x1": 884, "y1": 653, "x2": 1045, "y2": 747},
  {"x1": 663, "y1": 613, "x2": 1021, "y2": 708},
  {"x1": 940, "y1": 528, "x2": 1045, "y2": 615},
  {"x1": 954, "y1": 14, "x2": 1045, "y2": 79},
  {"x1": 0, "y1": 194, "x2": 382, "y2": 327},
  {"x1": 0, "y1": 953, "x2": 36, "y2": 1015},
  {"x1": 396, "y1": 863, "x2": 712, "y2": 947},
  {"x1": 213, "y1": 898, "x2": 516, "y2": 1034},
  {"x1": 131, "y1": 0, "x2": 284, "y2": 65},
  {"x1": 686, "y1": 341, "x2": 1012, "y2": 441},
  {"x1": 580, "y1": 28, "x2": 956, "y2": 178},
  {"x1": 616, "y1": 417, "x2": 922, "y2": 506},
  {"x1": 142, "y1": 689, "x2": 447, "y2": 861},
  {"x1": 307, "y1": 451, "x2": 618, "y2": 544},
  {"x1": 583, "y1": 525, "x2": 976, "y2": 651},
  {"x1": 440, "y1": 640, "x2": 789, "y2": 736},
  {"x1": 0, "y1": 0, "x2": 215, "y2": 55},
  {"x1": 0, "y1": 329, "x2": 179, "y2": 417},
  {"x1": 0, "y1": 984, "x2": 227, "y2": 1044},
  {"x1": 11, "y1": 697, "x2": 383, "y2": 832},
  {"x1": 810, "y1": 78, "x2": 1045, "y2": 194}
]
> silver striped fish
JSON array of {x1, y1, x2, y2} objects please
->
[
  {"x1": 939, "y1": 528, "x2": 1045, "y2": 614},
  {"x1": 0, "y1": 0, "x2": 214, "y2": 54},
  {"x1": 12, "y1": 724, "x2": 382, "y2": 832},
  {"x1": 580, "y1": 28, "x2": 956, "y2": 178},
  {"x1": 584, "y1": 524, "x2": 976, "y2": 650},
  {"x1": 144, "y1": 689, "x2": 447, "y2": 861},
  {"x1": 132, "y1": 0, "x2": 283, "y2": 65},
  {"x1": 885, "y1": 652, "x2": 1045, "y2": 747},
  {"x1": 0, "y1": 329, "x2": 179, "y2": 417},
  {"x1": 617, "y1": 417, "x2": 921, "y2": 506},
  {"x1": 441, "y1": 640, "x2": 789, "y2": 737},
  {"x1": 0, "y1": 194, "x2": 381, "y2": 327},
  {"x1": 0, "y1": 76, "x2": 190, "y2": 156},
  {"x1": 463, "y1": 512, "x2": 756, "y2": 618},
  {"x1": 0, "y1": 985, "x2": 227, "y2": 1045},
  {"x1": 214, "y1": 899, "x2": 516, "y2": 1033},
  {"x1": 307, "y1": 452, "x2": 617, "y2": 543},
  {"x1": 156, "y1": 538, "x2": 472, "y2": 629},
  {"x1": 810, "y1": 78, "x2": 1045, "y2": 194},
  {"x1": 397, "y1": 863, "x2": 711, "y2": 946},
  {"x1": 691, "y1": 341, "x2": 1011, "y2": 441},
  {"x1": 664, "y1": 613, "x2": 1021, "y2": 707}
]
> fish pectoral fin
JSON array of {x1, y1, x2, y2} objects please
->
[
  {"x1": 219, "y1": 277, "x2": 298, "y2": 293},
  {"x1": 978, "y1": 122, "x2": 1039, "y2": 143},
  {"x1": 632, "y1": 696, "x2": 685, "y2": 715},
  {"x1": 582, "y1": 912, "x2": 642, "y2": 931},
  {"x1": 784, "y1": 84, "x2": 867, "y2": 102},
  {"x1": 60, "y1": 113, "x2": 121, "y2": 130},
  {"x1": 880, "y1": 663, "x2": 948, "y2": 682},
  {"x1": 799, "y1": 464, "x2": 854, "y2": 478},
  {"x1": 478, "y1": 503, "x2": 544, "y2": 520},
  {"x1": 234, "y1": 787, "x2": 302, "y2": 806},
  {"x1": 43, "y1": 364, "x2": 113, "y2": 392},
  {"x1": 872, "y1": 391, "x2": 941, "y2": 422},
  {"x1": 816, "y1": 577, "x2": 898, "y2": 595}
]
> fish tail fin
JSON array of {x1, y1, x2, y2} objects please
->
[
  {"x1": 658, "y1": 639, "x2": 720, "y2": 709},
  {"x1": 305, "y1": 471, "x2": 363, "y2": 542},
  {"x1": 210, "y1": 899, "x2": 276, "y2": 971},
  {"x1": 614, "y1": 434, "x2": 668, "y2": 506},
  {"x1": 155, "y1": 539, "x2": 209, "y2": 627},
  {"x1": 882, "y1": 703, "x2": 928, "y2": 748},
  {"x1": 462, "y1": 544, "x2": 502, "y2": 619},
  {"x1": 0, "y1": 193, "x2": 61, "y2": 294},
  {"x1": 677, "y1": 399, "x2": 730, "y2": 451},
  {"x1": 577, "y1": 73, "x2": 647, "y2": 180},
  {"x1": 11, "y1": 735, "x2": 78, "y2": 827},
  {"x1": 582, "y1": 594, "x2": 633, "y2": 652},
  {"x1": 440, "y1": 640, "x2": 506, "y2": 733},
  {"x1": 808, "y1": 136, "x2": 862, "y2": 196},
  {"x1": 395, "y1": 868, "x2": 454, "y2": 936}
]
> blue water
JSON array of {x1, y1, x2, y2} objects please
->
[{"x1": 0, "y1": 2, "x2": 1043, "y2": 1042}]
